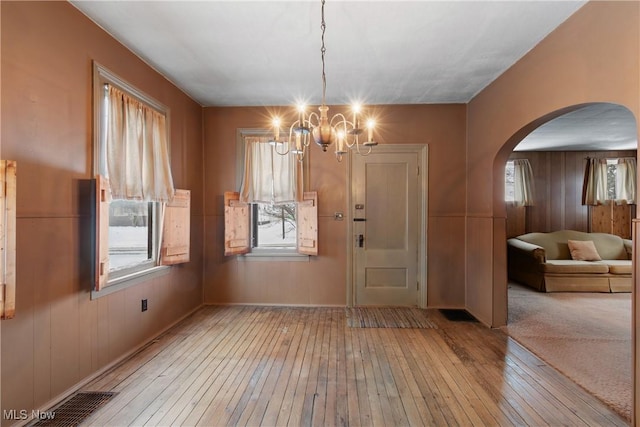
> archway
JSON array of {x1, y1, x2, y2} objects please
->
[{"x1": 492, "y1": 102, "x2": 638, "y2": 420}]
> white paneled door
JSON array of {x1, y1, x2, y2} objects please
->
[{"x1": 352, "y1": 148, "x2": 422, "y2": 306}]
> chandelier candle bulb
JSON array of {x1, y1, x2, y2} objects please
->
[
  {"x1": 336, "y1": 130, "x2": 346, "y2": 153},
  {"x1": 297, "y1": 105, "x2": 305, "y2": 129},
  {"x1": 353, "y1": 105, "x2": 360, "y2": 130},
  {"x1": 273, "y1": 118, "x2": 280, "y2": 141},
  {"x1": 296, "y1": 132, "x2": 302, "y2": 152}
]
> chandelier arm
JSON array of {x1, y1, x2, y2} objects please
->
[
  {"x1": 307, "y1": 112, "x2": 320, "y2": 127},
  {"x1": 273, "y1": 139, "x2": 290, "y2": 156},
  {"x1": 357, "y1": 145, "x2": 373, "y2": 156},
  {"x1": 329, "y1": 113, "x2": 348, "y2": 127}
]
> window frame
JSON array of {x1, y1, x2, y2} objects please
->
[
  {"x1": 91, "y1": 62, "x2": 172, "y2": 296},
  {"x1": 234, "y1": 129, "x2": 310, "y2": 259}
]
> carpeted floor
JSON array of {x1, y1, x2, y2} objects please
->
[{"x1": 503, "y1": 283, "x2": 632, "y2": 421}]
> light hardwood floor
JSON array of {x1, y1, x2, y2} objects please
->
[{"x1": 83, "y1": 306, "x2": 628, "y2": 426}]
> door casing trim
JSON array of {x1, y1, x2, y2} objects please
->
[{"x1": 346, "y1": 144, "x2": 428, "y2": 308}]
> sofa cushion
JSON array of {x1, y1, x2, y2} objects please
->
[
  {"x1": 543, "y1": 260, "x2": 609, "y2": 274},
  {"x1": 567, "y1": 240, "x2": 601, "y2": 261},
  {"x1": 604, "y1": 260, "x2": 632, "y2": 275}
]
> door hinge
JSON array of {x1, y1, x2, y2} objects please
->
[
  {"x1": 416, "y1": 281, "x2": 419, "y2": 291},
  {"x1": 0, "y1": 283, "x2": 5, "y2": 303},
  {"x1": 417, "y1": 166, "x2": 420, "y2": 176}
]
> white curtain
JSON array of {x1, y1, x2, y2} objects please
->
[
  {"x1": 513, "y1": 159, "x2": 535, "y2": 206},
  {"x1": 615, "y1": 157, "x2": 637, "y2": 204},
  {"x1": 106, "y1": 85, "x2": 175, "y2": 202},
  {"x1": 582, "y1": 158, "x2": 608, "y2": 205},
  {"x1": 240, "y1": 137, "x2": 303, "y2": 204}
]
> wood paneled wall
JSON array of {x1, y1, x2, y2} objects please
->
[
  {"x1": 1, "y1": 2, "x2": 204, "y2": 422},
  {"x1": 507, "y1": 150, "x2": 636, "y2": 234}
]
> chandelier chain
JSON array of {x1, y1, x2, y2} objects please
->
[{"x1": 320, "y1": 0, "x2": 327, "y2": 106}]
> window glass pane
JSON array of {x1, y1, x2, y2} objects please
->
[
  {"x1": 505, "y1": 161, "x2": 515, "y2": 202},
  {"x1": 255, "y1": 203, "x2": 296, "y2": 248},
  {"x1": 108, "y1": 200, "x2": 151, "y2": 271},
  {"x1": 606, "y1": 162, "x2": 617, "y2": 200}
]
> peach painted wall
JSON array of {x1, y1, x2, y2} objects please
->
[
  {"x1": 203, "y1": 105, "x2": 467, "y2": 307},
  {"x1": 467, "y1": 1, "x2": 639, "y2": 326},
  {"x1": 1, "y1": 1, "x2": 204, "y2": 421}
]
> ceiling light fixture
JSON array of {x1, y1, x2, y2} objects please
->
[{"x1": 270, "y1": 0, "x2": 378, "y2": 162}]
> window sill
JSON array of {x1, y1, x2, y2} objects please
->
[
  {"x1": 240, "y1": 249, "x2": 309, "y2": 262},
  {"x1": 91, "y1": 265, "x2": 171, "y2": 299}
]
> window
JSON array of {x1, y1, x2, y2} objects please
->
[
  {"x1": 604, "y1": 158, "x2": 637, "y2": 202},
  {"x1": 251, "y1": 203, "x2": 297, "y2": 249},
  {"x1": 93, "y1": 63, "x2": 190, "y2": 294},
  {"x1": 108, "y1": 200, "x2": 155, "y2": 273},
  {"x1": 583, "y1": 157, "x2": 637, "y2": 205},
  {"x1": 224, "y1": 130, "x2": 317, "y2": 257},
  {"x1": 239, "y1": 134, "x2": 302, "y2": 252},
  {"x1": 505, "y1": 159, "x2": 535, "y2": 206},
  {"x1": 505, "y1": 161, "x2": 515, "y2": 202}
]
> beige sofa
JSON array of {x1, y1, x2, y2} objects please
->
[{"x1": 507, "y1": 230, "x2": 632, "y2": 292}]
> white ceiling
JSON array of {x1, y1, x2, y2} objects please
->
[
  {"x1": 70, "y1": 0, "x2": 637, "y2": 150},
  {"x1": 516, "y1": 103, "x2": 638, "y2": 151}
]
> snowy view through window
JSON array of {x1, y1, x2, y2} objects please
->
[
  {"x1": 255, "y1": 203, "x2": 296, "y2": 247},
  {"x1": 109, "y1": 200, "x2": 151, "y2": 271},
  {"x1": 505, "y1": 161, "x2": 515, "y2": 202}
]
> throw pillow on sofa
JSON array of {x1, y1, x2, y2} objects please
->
[{"x1": 567, "y1": 240, "x2": 602, "y2": 261}]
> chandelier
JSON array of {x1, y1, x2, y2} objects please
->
[{"x1": 269, "y1": 0, "x2": 378, "y2": 162}]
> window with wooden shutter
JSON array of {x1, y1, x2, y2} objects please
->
[
  {"x1": 0, "y1": 160, "x2": 17, "y2": 319},
  {"x1": 226, "y1": 130, "x2": 317, "y2": 258},
  {"x1": 224, "y1": 190, "x2": 318, "y2": 257},
  {"x1": 95, "y1": 175, "x2": 111, "y2": 291},
  {"x1": 297, "y1": 191, "x2": 318, "y2": 256},
  {"x1": 224, "y1": 191, "x2": 250, "y2": 255},
  {"x1": 92, "y1": 63, "x2": 193, "y2": 296},
  {"x1": 94, "y1": 175, "x2": 191, "y2": 293},
  {"x1": 160, "y1": 189, "x2": 191, "y2": 265}
]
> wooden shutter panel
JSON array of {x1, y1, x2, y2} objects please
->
[
  {"x1": 297, "y1": 191, "x2": 318, "y2": 256},
  {"x1": 160, "y1": 189, "x2": 191, "y2": 265},
  {"x1": 0, "y1": 161, "x2": 17, "y2": 319},
  {"x1": 95, "y1": 175, "x2": 110, "y2": 291},
  {"x1": 224, "y1": 191, "x2": 250, "y2": 255}
]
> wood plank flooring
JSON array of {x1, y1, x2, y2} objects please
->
[{"x1": 83, "y1": 306, "x2": 629, "y2": 426}]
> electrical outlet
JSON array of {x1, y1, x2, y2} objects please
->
[{"x1": 141, "y1": 299, "x2": 148, "y2": 312}]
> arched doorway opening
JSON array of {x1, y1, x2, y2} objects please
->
[{"x1": 493, "y1": 102, "x2": 638, "y2": 421}]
